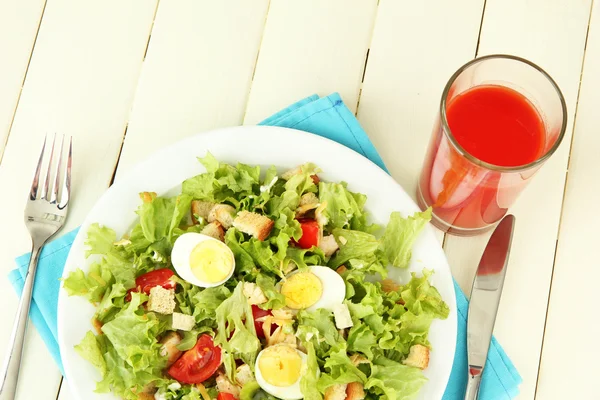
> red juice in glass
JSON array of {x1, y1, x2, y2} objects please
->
[{"x1": 417, "y1": 55, "x2": 567, "y2": 236}]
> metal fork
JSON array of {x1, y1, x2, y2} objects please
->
[{"x1": 0, "y1": 135, "x2": 72, "y2": 400}]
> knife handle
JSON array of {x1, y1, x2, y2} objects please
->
[{"x1": 464, "y1": 369, "x2": 482, "y2": 400}]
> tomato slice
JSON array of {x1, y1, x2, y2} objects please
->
[
  {"x1": 217, "y1": 393, "x2": 237, "y2": 400},
  {"x1": 168, "y1": 334, "x2": 221, "y2": 384},
  {"x1": 251, "y1": 305, "x2": 273, "y2": 338},
  {"x1": 126, "y1": 268, "x2": 176, "y2": 301},
  {"x1": 296, "y1": 219, "x2": 320, "y2": 249}
]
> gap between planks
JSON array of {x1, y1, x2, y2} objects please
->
[
  {"x1": 54, "y1": 2, "x2": 163, "y2": 398},
  {"x1": 240, "y1": 0, "x2": 272, "y2": 124},
  {"x1": 0, "y1": 0, "x2": 48, "y2": 165},
  {"x1": 533, "y1": 0, "x2": 596, "y2": 397}
]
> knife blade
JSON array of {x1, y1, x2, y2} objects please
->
[{"x1": 464, "y1": 215, "x2": 515, "y2": 400}]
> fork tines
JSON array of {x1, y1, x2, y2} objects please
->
[{"x1": 29, "y1": 134, "x2": 72, "y2": 208}]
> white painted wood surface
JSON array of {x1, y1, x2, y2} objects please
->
[
  {"x1": 0, "y1": 1, "x2": 597, "y2": 399},
  {"x1": 536, "y1": 2, "x2": 600, "y2": 398},
  {"x1": 0, "y1": 0, "x2": 45, "y2": 159},
  {"x1": 0, "y1": 0, "x2": 157, "y2": 399}
]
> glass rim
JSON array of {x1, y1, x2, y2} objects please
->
[{"x1": 439, "y1": 54, "x2": 568, "y2": 173}]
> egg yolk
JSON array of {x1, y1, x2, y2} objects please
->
[
  {"x1": 258, "y1": 345, "x2": 302, "y2": 387},
  {"x1": 280, "y1": 272, "x2": 323, "y2": 309},
  {"x1": 189, "y1": 240, "x2": 233, "y2": 283}
]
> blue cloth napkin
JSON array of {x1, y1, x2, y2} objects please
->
[{"x1": 9, "y1": 93, "x2": 521, "y2": 398}]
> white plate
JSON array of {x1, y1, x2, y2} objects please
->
[{"x1": 57, "y1": 125, "x2": 457, "y2": 400}]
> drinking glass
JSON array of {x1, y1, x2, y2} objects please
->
[{"x1": 417, "y1": 54, "x2": 567, "y2": 236}]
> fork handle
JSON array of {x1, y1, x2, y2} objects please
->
[{"x1": 0, "y1": 244, "x2": 42, "y2": 400}]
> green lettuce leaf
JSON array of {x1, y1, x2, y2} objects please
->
[
  {"x1": 84, "y1": 223, "x2": 117, "y2": 257},
  {"x1": 63, "y1": 263, "x2": 112, "y2": 303},
  {"x1": 318, "y1": 182, "x2": 369, "y2": 231},
  {"x1": 255, "y1": 274, "x2": 286, "y2": 309},
  {"x1": 317, "y1": 346, "x2": 367, "y2": 392},
  {"x1": 215, "y1": 283, "x2": 261, "y2": 378},
  {"x1": 74, "y1": 331, "x2": 106, "y2": 375},
  {"x1": 300, "y1": 342, "x2": 323, "y2": 400},
  {"x1": 380, "y1": 209, "x2": 431, "y2": 268},
  {"x1": 365, "y1": 358, "x2": 427, "y2": 400},
  {"x1": 136, "y1": 193, "x2": 192, "y2": 244}
]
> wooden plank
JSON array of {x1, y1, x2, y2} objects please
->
[
  {"x1": 356, "y1": 0, "x2": 484, "y2": 248},
  {"x1": 0, "y1": 1, "x2": 157, "y2": 399},
  {"x1": 443, "y1": 0, "x2": 592, "y2": 398},
  {"x1": 243, "y1": 0, "x2": 378, "y2": 124},
  {"x1": 535, "y1": 3, "x2": 598, "y2": 399},
  {"x1": 357, "y1": 0, "x2": 484, "y2": 201},
  {"x1": 0, "y1": 0, "x2": 45, "y2": 159},
  {"x1": 114, "y1": 0, "x2": 269, "y2": 177}
]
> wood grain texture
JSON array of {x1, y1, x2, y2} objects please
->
[
  {"x1": 115, "y1": 0, "x2": 269, "y2": 178},
  {"x1": 243, "y1": 0, "x2": 378, "y2": 124},
  {"x1": 357, "y1": 0, "x2": 484, "y2": 201},
  {"x1": 0, "y1": 0, "x2": 45, "y2": 160},
  {"x1": 0, "y1": 1, "x2": 157, "y2": 398},
  {"x1": 535, "y1": 2, "x2": 599, "y2": 399},
  {"x1": 443, "y1": 0, "x2": 592, "y2": 398}
]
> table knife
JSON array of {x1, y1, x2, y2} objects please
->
[{"x1": 464, "y1": 214, "x2": 515, "y2": 400}]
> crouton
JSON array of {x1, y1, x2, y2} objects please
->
[
  {"x1": 319, "y1": 235, "x2": 339, "y2": 257},
  {"x1": 147, "y1": 286, "x2": 176, "y2": 314},
  {"x1": 336, "y1": 265, "x2": 348, "y2": 275},
  {"x1": 172, "y1": 312, "x2": 196, "y2": 331},
  {"x1": 235, "y1": 364, "x2": 255, "y2": 387},
  {"x1": 243, "y1": 282, "x2": 267, "y2": 305},
  {"x1": 216, "y1": 372, "x2": 240, "y2": 397},
  {"x1": 381, "y1": 278, "x2": 400, "y2": 293},
  {"x1": 136, "y1": 393, "x2": 155, "y2": 400},
  {"x1": 324, "y1": 383, "x2": 348, "y2": 400},
  {"x1": 233, "y1": 211, "x2": 274, "y2": 241},
  {"x1": 191, "y1": 200, "x2": 215, "y2": 223},
  {"x1": 346, "y1": 382, "x2": 366, "y2": 400},
  {"x1": 159, "y1": 331, "x2": 182, "y2": 367},
  {"x1": 208, "y1": 204, "x2": 236, "y2": 229},
  {"x1": 350, "y1": 354, "x2": 369, "y2": 366},
  {"x1": 281, "y1": 166, "x2": 303, "y2": 180},
  {"x1": 201, "y1": 221, "x2": 225, "y2": 241},
  {"x1": 403, "y1": 344, "x2": 430, "y2": 370},
  {"x1": 333, "y1": 303, "x2": 353, "y2": 329}
]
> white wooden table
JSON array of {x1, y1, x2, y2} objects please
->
[{"x1": 0, "y1": 1, "x2": 597, "y2": 399}]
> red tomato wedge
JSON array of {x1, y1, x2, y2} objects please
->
[
  {"x1": 217, "y1": 393, "x2": 237, "y2": 400},
  {"x1": 251, "y1": 305, "x2": 272, "y2": 338},
  {"x1": 126, "y1": 268, "x2": 176, "y2": 301},
  {"x1": 168, "y1": 334, "x2": 221, "y2": 384},
  {"x1": 296, "y1": 219, "x2": 320, "y2": 249}
]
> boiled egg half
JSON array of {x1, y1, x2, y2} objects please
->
[
  {"x1": 255, "y1": 344, "x2": 308, "y2": 400},
  {"x1": 280, "y1": 265, "x2": 345, "y2": 312},
  {"x1": 171, "y1": 232, "x2": 235, "y2": 287}
]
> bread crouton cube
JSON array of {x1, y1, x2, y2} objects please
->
[
  {"x1": 172, "y1": 312, "x2": 196, "y2": 331},
  {"x1": 233, "y1": 211, "x2": 274, "y2": 241},
  {"x1": 191, "y1": 200, "x2": 215, "y2": 223},
  {"x1": 324, "y1": 383, "x2": 348, "y2": 400},
  {"x1": 208, "y1": 204, "x2": 236, "y2": 229},
  {"x1": 147, "y1": 286, "x2": 176, "y2": 314},
  {"x1": 243, "y1": 282, "x2": 267, "y2": 305},
  {"x1": 201, "y1": 221, "x2": 225, "y2": 241},
  {"x1": 319, "y1": 235, "x2": 339, "y2": 257},
  {"x1": 346, "y1": 382, "x2": 366, "y2": 400},
  {"x1": 402, "y1": 344, "x2": 430, "y2": 370}
]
